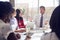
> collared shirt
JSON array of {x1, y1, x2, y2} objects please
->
[{"x1": 33, "y1": 13, "x2": 48, "y2": 28}]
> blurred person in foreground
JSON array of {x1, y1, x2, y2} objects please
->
[
  {"x1": 7, "y1": 32, "x2": 18, "y2": 40},
  {"x1": 41, "y1": 5, "x2": 60, "y2": 40},
  {"x1": 7, "y1": 32, "x2": 21, "y2": 40},
  {"x1": 0, "y1": 1, "x2": 13, "y2": 40}
]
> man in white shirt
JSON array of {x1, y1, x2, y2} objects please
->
[{"x1": 34, "y1": 6, "x2": 48, "y2": 29}]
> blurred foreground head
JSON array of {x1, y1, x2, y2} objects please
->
[
  {"x1": 0, "y1": 1, "x2": 13, "y2": 23},
  {"x1": 50, "y1": 5, "x2": 60, "y2": 39},
  {"x1": 7, "y1": 32, "x2": 18, "y2": 40}
]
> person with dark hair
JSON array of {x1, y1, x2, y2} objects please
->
[
  {"x1": 0, "y1": 1, "x2": 13, "y2": 40},
  {"x1": 10, "y1": 8, "x2": 18, "y2": 31},
  {"x1": 40, "y1": 6, "x2": 45, "y2": 10},
  {"x1": 16, "y1": 9, "x2": 25, "y2": 28},
  {"x1": 7, "y1": 32, "x2": 18, "y2": 40},
  {"x1": 16, "y1": 33, "x2": 21, "y2": 40},
  {"x1": 0, "y1": 1, "x2": 13, "y2": 23},
  {"x1": 41, "y1": 5, "x2": 60, "y2": 40},
  {"x1": 34, "y1": 6, "x2": 48, "y2": 29}
]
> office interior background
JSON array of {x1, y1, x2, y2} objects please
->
[{"x1": 0, "y1": 0, "x2": 60, "y2": 21}]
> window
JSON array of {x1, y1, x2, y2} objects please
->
[
  {"x1": 39, "y1": 0, "x2": 59, "y2": 7},
  {"x1": 15, "y1": 0, "x2": 59, "y2": 8},
  {"x1": 15, "y1": 0, "x2": 59, "y2": 20}
]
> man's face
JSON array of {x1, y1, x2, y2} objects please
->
[{"x1": 40, "y1": 8, "x2": 45, "y2": 15}]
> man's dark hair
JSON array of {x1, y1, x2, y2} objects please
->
[{"x1": 40, "y1": 6, "x2": 45, "y2": 10}]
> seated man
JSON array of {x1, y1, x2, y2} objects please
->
[{"x1": 34, "y1": 6, "x2": 49, "y2": 29}]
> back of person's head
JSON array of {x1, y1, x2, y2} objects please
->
[
  {"x1": 16, "y1": 9, "x2": 21, "y2": 14},
  {"x1": 7, "y1": 32, "x2": 17, "y2": 40},
  {"x1": 50, "y1": 5, "x2": 60, "y2": 39},
  {"x1": 16, "y1": 33, "x2": 21, "y2": 39},
  {"x1": 0, "y1": 1, "x2": 13, "y2": 23},
  {"x1": 16, "y1": 9, "x2": 20, "y2": 20}
]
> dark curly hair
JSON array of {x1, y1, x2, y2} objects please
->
[
  {"x1": 7, "y1": 32, "x2": 18, "y2": 40},
  {"x1": 0, "y1": 1, "x2": 13, "y2": 23}
]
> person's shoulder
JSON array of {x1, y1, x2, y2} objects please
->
[
  {"x1": 0, "y1": 19, "x2": 10, "y2": 27},
  {"x1": 12, "y1": 17, "x2": 16, "y2": 20},
  {"x1": 0, "y1": 19, "x2": 5, "y2": 24},
  {"x1": 10, "y1": 17, "x2": 17, "y2": 21},
  {"x1": 14, "y1": 18, "x2": 17, "y2": 21},
  {"x1": 41, "y1": 32, "x2": 59, "y2": 40},
  {"x1": 41, "y1": 33, "x2": 51, "y2": 40}
]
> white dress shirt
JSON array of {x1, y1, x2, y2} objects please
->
[
  {"x1": 10, "y1": 17, "x2": 18, "y2": 31},
  {"x1": 33, "y1": 13, "x2": 48, "y2": 28}
]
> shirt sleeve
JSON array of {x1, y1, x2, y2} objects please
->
[{"x1": 10, "y1": 18, "x2": 17, "y2": 31}]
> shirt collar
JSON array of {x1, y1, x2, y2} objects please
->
[{"x1": 39, "y1": 13, "x2": 45, "y2": 16}]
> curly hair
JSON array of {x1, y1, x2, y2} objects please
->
[
  {"x1": 0, "y1": 1, "x2": 13, "y2": 23},
  {"x1": 7, "y1": 32, "x2": 18, "y2": 40}
]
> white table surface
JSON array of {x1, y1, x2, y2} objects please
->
[
  {"x1": 18, "y1": 28, "x2": 51, "y2": 40},
  {"x1": 31, "y1": 33, "x2": 44, "y2": 40}
]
